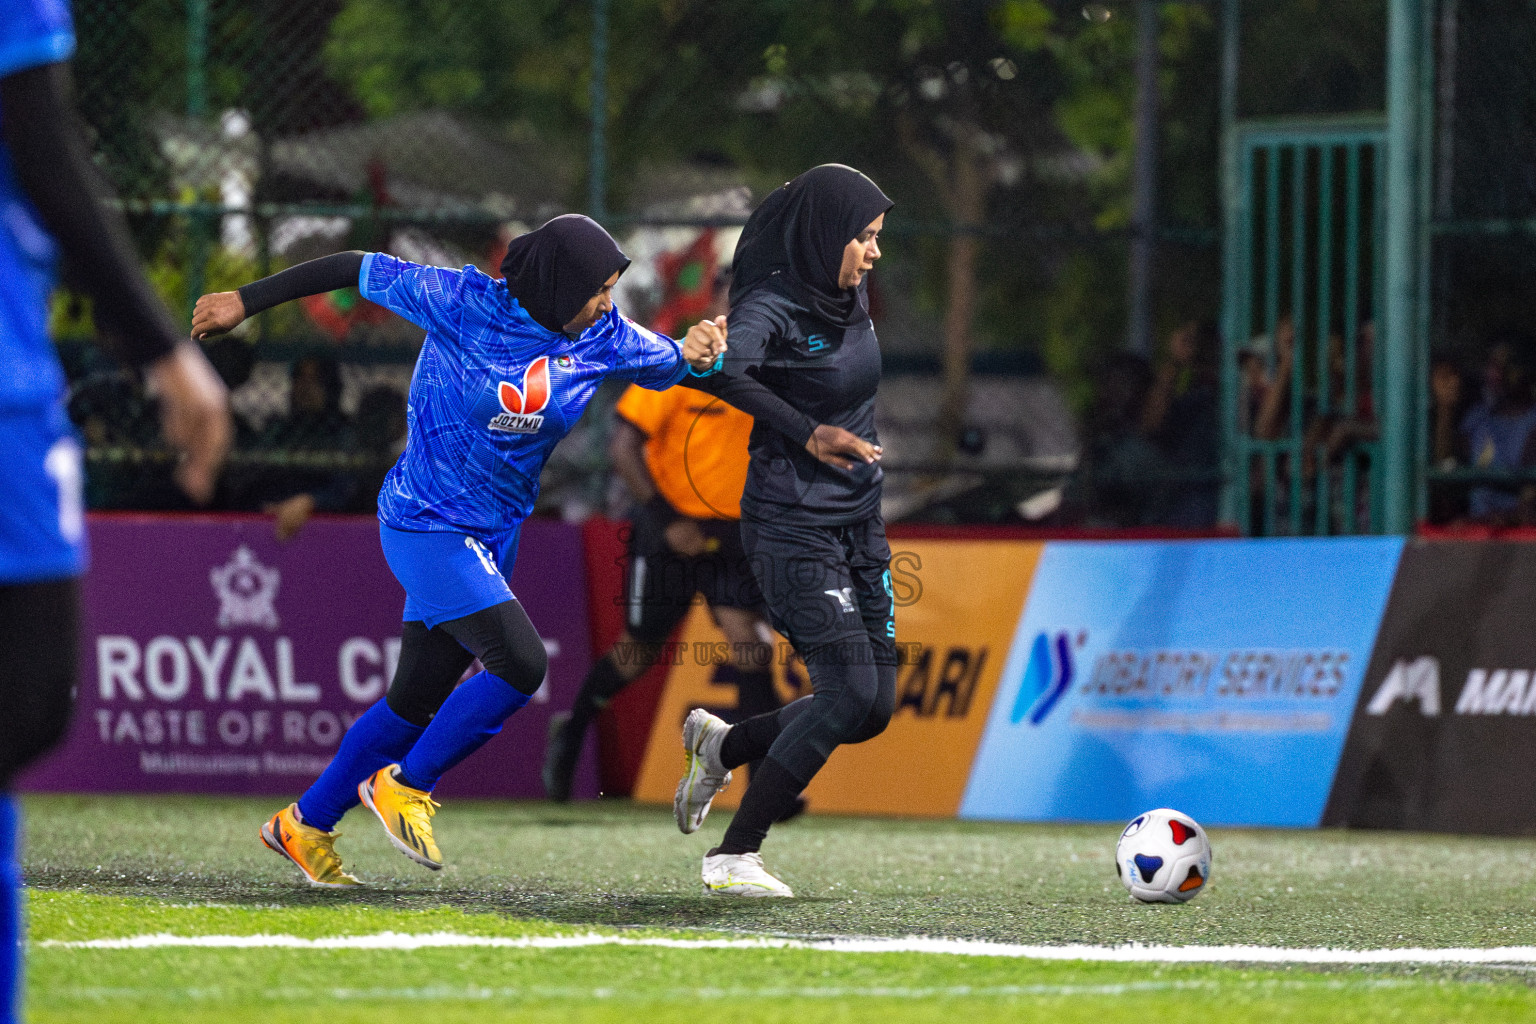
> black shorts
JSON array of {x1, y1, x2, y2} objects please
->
[
  {"x1": 624, "y1": 506, "x2": 765, "y2": 643},
  {"x1": 740, "y1": 515, "x2": 895, "y2": 665},
  {"x1": 0, "y1": 576, "x2": 79, "y2": 787}
]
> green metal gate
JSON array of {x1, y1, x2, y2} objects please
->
[{"x1": 1221, "y1": 118, "x2": 1389, "y2": 536}]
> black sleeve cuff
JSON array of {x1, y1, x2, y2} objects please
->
[
  {"x1": 238, "y1": 251, "x2": 367, "y2": 317},
  {"x1": 1, "y1": 63, "x2": 180, "y2": 367}
]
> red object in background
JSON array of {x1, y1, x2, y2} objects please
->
[
  {"x1": 299, "y1": 292, "x2": 390, "y2": 341},
  {"x1": 649, "y1": 229, "x2": 717, "y2": 337},
  {"x1": 581, "y1": 516, "x2": 679, "y2": 796},
  {"x1": 1416, "y1": 522, "x2": 1536, "y2": 541},
  {"x1": 885, "y1": 523, "x2": 1241, "y2": 541}
]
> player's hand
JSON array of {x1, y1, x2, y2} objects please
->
[
  {"x1": 265, "y1": 493, "x2": 317, "y2": 543},
  {"x1": 191, "y1": 290, "x2": 247, "y2": 340},
  {"x1": 144, "y1": 341, "x2": 231, "y2": 505},
  {"x1": 806, "y1": 424, "x2": 882, "y2": 471},
  {"x1": 664, "y1": 518, "x2": 711, "y2": 558},
  {"x1": 683, "y1": 315, "x2": 727, "y2": 372}
]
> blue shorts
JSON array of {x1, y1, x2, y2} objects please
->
[
  {"x1": 0, "y1": 401, "x2": 86, "y2": 584},
  {"x1": 378, "y1": 522, "x2": 522, "y2": 628}
]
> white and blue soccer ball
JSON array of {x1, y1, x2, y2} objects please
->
[{"x1": 1114, "y1": 808, "x2": 1212, "y2": 904}]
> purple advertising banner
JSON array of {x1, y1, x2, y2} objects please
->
[{"x1": 19, "y1": 514, "x2": 598, "y2": 800}]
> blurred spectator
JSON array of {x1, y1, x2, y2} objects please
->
[
  {"x1": 1310, "y1": 323, "x2": 1378, "y2": 456},
  {"x1": 1459, "y1": 335, "x2": 1536, "y2": 524},
  {"x1": 1066, "y1": 352, "x2": 1171, "y2": 527},
  {"x1": 1430, "y1": 355, "x2": 1467, "y2": 471},
  {"x1": 228, "y1": 354, "x2": 356, "y2": 539},
  {"x1": 1142, "y1": 319, "x2": 1219, "y2": 527},
  {"x1": 254, "y1": 353, "x2": 350, "y2": 449},
  {"x1": 343, "y1": 384, "x2": 409, "y2": 513},
  {"x1": 1237, "y1": 342, "x2": 1270, "y2": 437},
  {"x1": 1428, "y1": 353, "x2": 1472, "y2": 524},
  {"x1": 66, "y1": 373, "x2": 173, "y2": 510},
  {"x1": 1251, "y1": 313, "x2": 1295, "y2": 442}
]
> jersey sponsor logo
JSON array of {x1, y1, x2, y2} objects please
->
[
  {"x1": 491, "y1": 356, "x2": 551, "y2": 433},
  {"x1": 823, "y1": 587, "x2": 856, "y2": 614}
]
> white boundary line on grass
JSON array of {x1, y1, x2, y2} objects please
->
[{"x1": 37, "y1": 931, "x2": 1536, "y2": 964}]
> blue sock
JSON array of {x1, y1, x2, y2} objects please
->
[
  {"x1": 2, "y1": 796, "x2": 20, "y2": 1024},
  {"x1": 296, "y1": 700, "x2": 424, "y2": 831},
  {"x1": 397, "y1": 671, "x2": 530, "y2": 791}
]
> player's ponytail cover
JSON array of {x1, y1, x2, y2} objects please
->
[{"x1": 500, "y1": 214, "x2": 632, "y2": 333}]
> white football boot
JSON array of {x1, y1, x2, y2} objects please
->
[
  {"x1": 674, "y1": 708, "x2": 732, "y2": 833},
  {"x1": 701, "y1": 851, "x2": 793, "y2": 898}
]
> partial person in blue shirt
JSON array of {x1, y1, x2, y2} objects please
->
[
  {"x1": 191, "y1": 215, "x2": 727, "y2": 886},
  {"x1": 0, "y1": 2, "x2": 232, "y2": 1020}
]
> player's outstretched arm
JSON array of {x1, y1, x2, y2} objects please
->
[
  {"x1": 194, "y1": 251, "x2": 368, "y2": 339},
  {"x1": 681, "y1": 316, "x2": 728, "y2": 372},
  {"x1": 1, "y1": 62, "x2": 231, "y2": 503},
  {"x1": 676, "y1": 308, "x2": 880, "y2": 469}
]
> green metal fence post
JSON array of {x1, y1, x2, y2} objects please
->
[
  {"x1": 1218, "y1": 0, "x2": 1243, "y2": 528},
  {"x1": 589, "y1": 0, "x2": 609, "y2": 221},
  {"x1": 1381, "y1": 0, "x2": 1425, "y2": 535},
  {"x1": 1413, "y1": 0, "x2": 1437, "y2": 524},
  {"x1": 185, "y1": 0, "x2": 210, "y2": 326}
]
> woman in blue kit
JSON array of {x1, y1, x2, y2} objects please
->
[{"x1": 193, "y1": 215, "x2": 726, "y2": 886}]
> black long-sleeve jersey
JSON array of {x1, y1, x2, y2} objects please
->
[{"x1": 686, "y1": 283, "x2": 882, "y2": 526}]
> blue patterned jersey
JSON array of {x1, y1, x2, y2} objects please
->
[
  {"x1": 0, "y1": 0, "x2": 74, "y2": 411},
  {"x1": 361, "y1": 253, "x2": 688, "y2": 541}
]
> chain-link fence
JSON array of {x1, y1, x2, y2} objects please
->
[
  {"x1": 58, "y1": 0, "x2": 1258, "y2": 529},
  {"x1": 1422, "y1": 0, "x2": 1536, "y2": 528},
  {"x1": 1213, "y1": 0, "x2": 1536, "y2": 536}
]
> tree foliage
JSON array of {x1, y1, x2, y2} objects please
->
[{"x1": 316, "y1": 0, "x2": 1384, "y2": 407}]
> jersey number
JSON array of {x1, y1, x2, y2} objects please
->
[
  {"x1": 44, "y1": 438, "x2": 84, "y2": 545},
  {"x1": 464, "y1": 536, "x2": 499, "y2": 576}
]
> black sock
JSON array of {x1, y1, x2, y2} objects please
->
[
  {"x1": 719, "y1": 710, "x2": 781, "y2": 770},
  {"x1": 569, "y1": 653, "x2": 629, "y2": 736},
  {"x1": 734, "y1": 669, "x2": 778, "y2": 783},
  {"x1": 734, "y1": 669, "x2": 778, "y2": 717},
  {"x1": 719, "y1": 695, "x2": 811, "y2": 769},
  {"x1": 716, "y1": 757, "x2": 804, "y2": 855}
]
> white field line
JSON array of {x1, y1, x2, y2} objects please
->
[
  {"x1": 36, "y1": 930, "x2": 1536, "y2": 964},
  {"x1": 52, "y1": 980, "x2": 1422, "y2": 1003}
]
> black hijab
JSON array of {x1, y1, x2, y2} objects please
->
[
  {"x1": 730, "y1": 164, "x2": 893, "y2": 328},
  {"x1": 500, "y1": 214, "x2": 631, "y2": 334}
]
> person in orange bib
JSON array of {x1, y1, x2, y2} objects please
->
[{"x1": 543, "y1": 302, "x2": 782, "y2": 802}]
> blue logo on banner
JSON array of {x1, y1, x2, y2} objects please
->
[
  {"x1": 1011, "y1": 632, "x2": 1075, "y2": 725},
  {"x1": 960, "y1": 538, "x2": 1405, "y2": 828}
]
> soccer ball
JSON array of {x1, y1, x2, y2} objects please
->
[{"x1": 1114, "y1": 808, "x2": 1211, "y2": 903}]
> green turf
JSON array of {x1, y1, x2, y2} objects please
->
[{"x1": 20, "y1": 794, "x2": 1536, "y2": 1022}]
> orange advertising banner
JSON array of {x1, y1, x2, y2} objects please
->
[{"x1": 631, "y1": 540, "x2": 1044, "y2": 818}]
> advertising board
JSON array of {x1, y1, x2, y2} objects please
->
[
  {"x1": 632, "y1": 540, "x2": 1042, "y2": 817},
  {"x1": 20, "y1": 515, "x2": 597, "y2": 800},
  {"x1": 960, "y1": 538, "x2": 1404, "y2": 826},
  {"x1": 1324, "y1": 541, "x2": 1536, "y2": 833}
]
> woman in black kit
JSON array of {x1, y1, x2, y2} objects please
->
[{"x1": 674, "y1": 164, "x2": 895, "y2": 897}]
